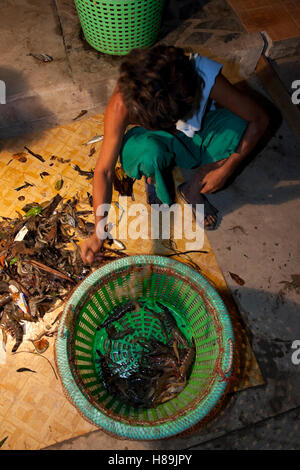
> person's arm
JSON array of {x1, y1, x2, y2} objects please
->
[
  {"x1": 80, "y1": 85, "x2": 129, "y2": 264},
  {"x1": 200, "y1": 73, "x2": 270, "y2": 194}
]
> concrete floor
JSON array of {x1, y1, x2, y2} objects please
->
[
  {"x1": 0, "y1": 0, "x2": 299, "y2": 451},
  {"x1": 0, "y1": 0, "x2": 265, "y2": 138}
]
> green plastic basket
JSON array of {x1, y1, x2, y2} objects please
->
[
  {"x1": 74, "y1": 0, "x2": 166, "y2": 55},
  {"x1": 56, "y1": 255, "x2": 234, "y2": 440}
]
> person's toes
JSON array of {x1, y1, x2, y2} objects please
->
[{"x1": 205, "y1": 215, "x2": 213, "y2": 226}]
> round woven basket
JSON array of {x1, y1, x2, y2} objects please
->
[
  {"x1": 56, "y1": 255, "x2": 234, "y2": 440},
  {"x1": 74, "y1": 0, "x2": 165, "y2": 55}
]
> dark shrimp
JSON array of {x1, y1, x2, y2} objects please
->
[
  {"x1": 147, "y1": 354, "x2": 178, "y2": 369},
  {"x1": 141, "y1": 304, "x2": 169, "y2": 341},
  {"x1": 179, "y1": 338, "x2": 196, "y2": 379},
  {"x1": 106, "y1": 325, "x2": 134, "y2": 340},
  {"x1": 0, "y1": 305, "x2": 24, "y2": 352},
  {"x1": 100, "y1": 301, "x2": 137, "y2": 329},
  {"x1": 96, "y1": 349, "x2": 119, "y2": 395},
  {"x1": 156, "y1": 301, "x2": 190, "y2": 348}
]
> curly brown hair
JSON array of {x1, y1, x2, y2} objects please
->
[{"x1": 118, "y1": 45, "x2": 203, "y2": 131}]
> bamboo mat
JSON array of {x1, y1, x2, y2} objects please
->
[{"x1": 0, "y1": 114, "x2": 264, "y2": 450}]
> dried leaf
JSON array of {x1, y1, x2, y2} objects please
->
[
  {"x1": 32, "y1": 338, "x2": 49, "y2": 354},
  {"x1": 50, "y1": 155, "x2": 70, "y2": 164},
  {"x1": 14, "y1": 181, "x2": 34, "y2": 192},
  {"x1": 89, "y1": 146, "x2": 96, "y2": 157},
  {"x1": 229, "y1": 272, "x2": 245, "y2": 286},
  {"x1": 24, "y1": 146, "x2": 45, "y2": 162},
  {"x1": 73, "y1": 109, "x2": 87, "y2": 121},
  {"x1": 28, "y1": 259, "x2": 75, "y2": 283},
  {"x1": 228, "y1": 225, "x2": 247, "y2": 235},
  {"x1": 25, "y1": 206, "x2": 42, "y2": 217},
  {"x1": 29, "y1": 53, "x2": 53, "y2": 63},
  {"x1": 22, "y1": 202, "x2": 40, "y2": 213},
  {"x1": 55, "y1": 179, "x2": 64, "y2": 191},
  {"x1": 12, "y1": 152, "x2": 27, "y2": 163},
  {"x1": 16, "y1": 367, "x2": 36, "y2": 373}
]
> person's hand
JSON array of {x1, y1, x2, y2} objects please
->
[
  {"x1": 80, "y1": 233, "x2": 104, "y2": 265},
  {"x1": 199, "y1": 166, "x2": 229, "y2": 194}
]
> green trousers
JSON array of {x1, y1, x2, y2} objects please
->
[{"x1": 120, "y1": 108, "x2": 248, "y2": 204}]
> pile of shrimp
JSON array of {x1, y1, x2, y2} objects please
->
[
  {"x1": 96, "y1": 299, "x2": 196, "y2": 408},
  {"x1": 0, "y1": 194, "x2": 127, "y2": 353}
]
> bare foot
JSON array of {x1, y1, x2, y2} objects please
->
[{"x1": 177, "y1": 182, "x2": 219, "y2": 230}]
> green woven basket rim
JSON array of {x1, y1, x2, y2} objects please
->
[{"x1": 56, "y1": 255, "x2": 234, "y2": 440}]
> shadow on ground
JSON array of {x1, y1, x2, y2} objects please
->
[{"x1": 0, "y1": 67, "x2": 56, "y2": 144}]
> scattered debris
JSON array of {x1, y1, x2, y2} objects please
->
[
  {"x1": 229, "y1": 272, "x2": 245, "y2": 286},
  {"x1": 25, "y1": 206, "x2": 42, "y2": 217},
  {"x1": 73, "y1": 165, "x2": 94, "y2": 180},
  {"x1": 16, "y1": 367, "x2": 37, "y2": 373},
  {"x1": 14, "y1": 181, "x2": 34, "y2": 192},
  {"x1": 12, "y1": 153, "x2": 27, "y2": 163},
  {"x1": 13, "y1": 351, "x2": 58, "y2": 380},
  {"x1": 50, "y1": 155, "x2": 71, "y2": 164},
  {"x1": 54, "y1": 179, "x2": 64, "y2": 191},
  {"x1": 279, "y1": 274, "x2": 300, "y2": 293},
  {"x1": 24, "y1": 146, "x2": 45, "y2": 163},
  {"x1": 83, "y1": 135, "x2": 104, "y2": 146},
  {"x1": 228, "y1": 225, "x2": 247, "y2": 235},
  {"x1": 0, "y1": 194, "x2": 128, "y2": 353},
  {"x1": 29, "y1": 53, "x2": 53, "y2": 62},
  {"x1": 89, "y1": 146, "x2": 96, "y2": 157},
  {"x1": 31, "y1": 338, "x2": 49, "y2": 354},
  {"x1": 165, "y1": 249, "x2": 209, "y2": 257},
  {"x1": 40, "y1": 172, "x2": 50, "y2": 179},
  {"x1": 18, "y1": 196, "x2": 25, "y2": 202},
  {"x1": 73, "y1": 110, "x2": 88, "y2": 121},
  {"x1": 28, "y1": 259, "x2": 75, "y2": 284},
  {"x1": 87, "y1": 192, "x2": 93, "y2": 207},
  {"x1": 0, "y1": 436, "x2": 8, "y2": 448}
]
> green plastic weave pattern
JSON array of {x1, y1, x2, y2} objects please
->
[
  {"x1": 56, "y1": 255, "x2": 234, "y2": 440},
  {"x1": 74, "y1": 0, "x2": 165, "y2": 55}
]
